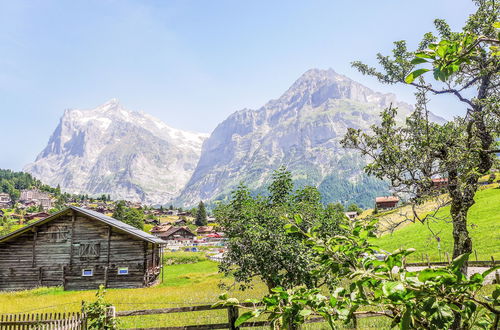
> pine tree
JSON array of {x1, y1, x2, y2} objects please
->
[{"x1": 195, "y1": 201, "x2": 207, "y2": 226}]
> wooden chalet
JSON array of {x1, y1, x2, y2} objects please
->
[
  {"x1": 0, "y1": 206, "x2": 165, "y2": 292},
  {"x1": 375, "y1": 196, "x2": 399, "y2": 210},
  {"x1": 196, "y1": 226, "x2": 215, "y2": 235},
  {"x1": 156, "y1": 226, "x2": 196, "y2": 242},
  {"x1": 431, "y1": 178, "x2": 449, "y2": 189},
  {"x1": 0, "y1": 193, "x2": 12, "y2": 208},
  {"x1": 25, "y1": 212, "x2": 51, "y2": 221},
  {"x1": 344, "y1": 211, "x2": 357, "y2": 220}
]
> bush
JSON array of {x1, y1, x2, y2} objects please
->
[{"x1": 162, "y1": 252, "x2": 207, "y2": 265}]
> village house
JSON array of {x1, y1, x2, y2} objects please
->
[
  {"x1": 155, "y1": 226, "x2": 196, "y2": 245},
  {"x1": 0, "y1": 206, "x2": 165, "y2": 291},
  {"x1": 196, "y1": 226, "x2": 215, "y2": 236},
  {"x1": 344, "y1": 211, "x2": 358, "y2": 220},
  {"x1": 0, "y1": 193, "x2": 12, "y2": 209},
  {"x1": 24, "y1": 212, "x2": 51, "y2": 221},
  {"x1": 19, "y1": 189, "x2": 53, "y2": 210},
  {"x1": 175, "y1": 218, "x2": 188, "y2": 226},
  {"x1": 431, "y1": 178, "x2": 449, "y2": 189},
  {"x1": 375, "y1": 196, "x2": 399, "y2": 210},
  {"x1": 166, "y1": 209, "x2": 179, "y2": 216}
]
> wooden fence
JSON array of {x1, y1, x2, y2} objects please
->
[
  {"x1": 115, "y1": 303, "x2": 388, "y2": 330},
  {"x1": 0, "y1": 312, "x2": 86, "y2": 329}
]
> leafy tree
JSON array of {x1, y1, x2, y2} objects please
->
[
  {"x1": 346, "y1": 203, "x2": 363, "y2": 215},
  {"x1": 195, "y1": 201, "x2": 207, "y2": 226},
  {"x1": 215, "y1": 168, "x2": 344, "y2": 292},
  {"x1": 218, "y1": 218, "x2": 500, "y2": 329},
  {"x1": 112, "y1": 201, "x2": 127, "y2": 220},
  {"x1": 328, "y1": 202, "x2": 344, "y2": 213},
  {"x1": 122, "y1": 208, "x2": 145, "y2": 230},
  {"x1": 342, "y1": 0, "x2": 499, "y2": 272}
]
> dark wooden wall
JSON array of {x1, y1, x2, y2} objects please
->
[{"x1": 0, "y1": 210, "x2": 161, "y2": 291}]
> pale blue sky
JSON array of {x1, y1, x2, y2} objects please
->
[{"x1": 0, "y1": 0, "x2": 476, "y2": 170}]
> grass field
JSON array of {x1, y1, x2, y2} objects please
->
[
  {"x1": 374, "y1": 186, "x2": 500, "y2": 262},
  {"x1": 0, "y1": 254, "x2": 395, "y2": 329},
  {"x1": 0, "y1": 257, "x2": 268, "y2": 328}
]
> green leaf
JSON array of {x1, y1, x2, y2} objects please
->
[
  {"x1": 235, "y1": 311, "x2": 255, "y2": 327},
  {"x1": 405, "y1": 68, "x2": 430, "y2": 83},
  {"x1": 493, "y1": 22, "x2": 500, "y2": 28},
  {"x1": 293, "y1": 214, "x2": 303, "y2": 225},
  {"x1": 450, "y1": 253, "x2": 470, "y2": 274},
  {"x1": 418, "y1": 269, "x2": 454, "y2": 283},
  {"x1": 299, "y1": 309, "x2": 313, "y2": 316},
  {"x1": 481, "y1": 265, "x2": 499, "y2": 278},
  {"x1": 411, "y1": 57, "x2": 428, "y2": 65},
  {"x1": 401, "y1": 307, "x2": 411, "y2": 330},
  {"x1": 226, "y1": 298, "x2": 239, "y2": 305}
]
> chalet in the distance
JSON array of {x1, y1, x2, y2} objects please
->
[
  {"x1": 0, "y1": 206, "x2": 165, "y2": 291},
  {"x1": 375, "y1": 196, "x2": 399, "y2": 210},
  {"x1": 431, "y1": 178, "x2": 449, "y2": 189}
]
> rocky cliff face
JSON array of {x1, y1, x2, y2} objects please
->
[
  {"x1": 24, "y1": 99, "x2": 208, "y2": 204},
  {"x1": 177, "y1": 69, "x2": 426, "y2": 208}
]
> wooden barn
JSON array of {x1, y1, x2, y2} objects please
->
[
  {"x1": 0, "y1": 206, "x2": 165, "y2": 291},
  {"x1": 375, "y1": 196, "x2": 399, "y2": 210}
]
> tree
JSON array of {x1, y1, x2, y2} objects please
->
[
  {"x1": 218, "y1": 218, "x2": 500, "y2": 329},
  {"x1": 122, "y1": 208, "x2": 145, "y2": 230},
  {"x1": 346, "y1": 203, "x2": 363, "y2": 215},
  {"x1": 342, "y1": 0, "x2": 499, "y2": 273},
  {"x1": 215, "y1": 167, "x2": 344, "y2": 292},
  {"x1": 195, "y1": 201, "x2": 207, "y2": 226},
  {"x1": 112, "y1": 201, "x2": 127, "y2": 221}
]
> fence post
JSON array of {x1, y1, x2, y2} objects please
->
[
  {"x1": 227, "y1": 306, "x2": 240, "y2": 330},
  {"x1": 492, "y1": 256, "x2": 500, "y2": 284},
  {"x1": 107, "y1": 305, "x2": 116, "y2": 326}
]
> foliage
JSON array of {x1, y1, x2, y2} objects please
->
[
  {"x1": 214, "y1": 167, "x2": 345, "y2": 291},
  {"x1": 82, "y1": 285, "x2": 118, "y2": 330},
  {"x1": 0, "y1": 169, "x2": 58, "y2": 201},
  {"x1": 162, "y1": 251, "x2": 208, "y2": 265},
  {"x1": 217, "y1": 217, "x2": 500, "y2": 329},
  {"x1": 344, "y1": 1, "x2": 500, "y2": 269},
  {"x1": 346, "y1": 203, "x2": 363, "y2": 215},
  {"x1": 112, "y1": 201, "x2": 145, "y2": 230},
  {"x1": 195, "y1": 201, "x2": 207, "y2": 226}
]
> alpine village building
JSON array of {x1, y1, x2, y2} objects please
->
[{"x1": 0, "y1": 206, "x2": 165, "y2": 291}]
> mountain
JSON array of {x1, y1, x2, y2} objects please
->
[
  {"x1": 24, "y1": 99, "x2": 208, "y2": 204},
  {"x1": 177, "y1": 69, "x2": 434, "y2": 208}
]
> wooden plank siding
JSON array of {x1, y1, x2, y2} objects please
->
[{"x1": 0, "y1": 208, "x2": 163, "y2": 291}]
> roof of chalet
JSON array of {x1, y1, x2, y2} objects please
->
[
  {"x1": 375, "y1": 196, "x2": 400, "y2": 203},
  {"x1": 0, "y1": 206, "x2": 165, "y2": 244},
  {"x1": 157, "y1": 226, "x2": 195, "y2": 238},
  {"x1": 196, "y1": 226, "x2": 215, "y2": 233},
  {"x1": 432, "y1": 178, "x2": 449, "y2": 183}
]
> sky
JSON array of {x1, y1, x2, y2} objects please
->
[{"x1": 0, "y1": 0, "x2": 477, "y2": 170}]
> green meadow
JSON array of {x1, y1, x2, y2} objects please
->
[{"x1": 374, "y1": 185, "x2": 500, "y2": 262}]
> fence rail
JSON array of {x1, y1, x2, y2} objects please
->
[
  {"x1": 0, "y1": 312, "x2": 86, "y2": 329},
  {"x1": 116, "y1": 303, "x2": 391, "y2": 330}
]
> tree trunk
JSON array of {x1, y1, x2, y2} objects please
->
[{"x1": 448, "y1": 170, "x2": 475, "y2": 274}]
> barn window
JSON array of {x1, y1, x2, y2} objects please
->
[
  {"x1": 82, "y1": 269, "x2": 93, "y2": 276},
  {"x1": 117, "y1": 267, "x2": 129, "y2": 275},
  {"x1": 45, "y1": 225, "x2": 69, "y2": 243},
  {"x1": 78, "y1": 242, "x2": 100, "y2": 259}
]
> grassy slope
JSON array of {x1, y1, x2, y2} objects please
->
[
  {"x1": 0, "y1": 258, "x2": 268, "y2": 328},
  {"x1": 374, "y1": 186, "x2": 500, "y2": 262}
]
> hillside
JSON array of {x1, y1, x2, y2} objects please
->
[{"x1": 374, "y1": 185, "x2": 500, "y2": 261}]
